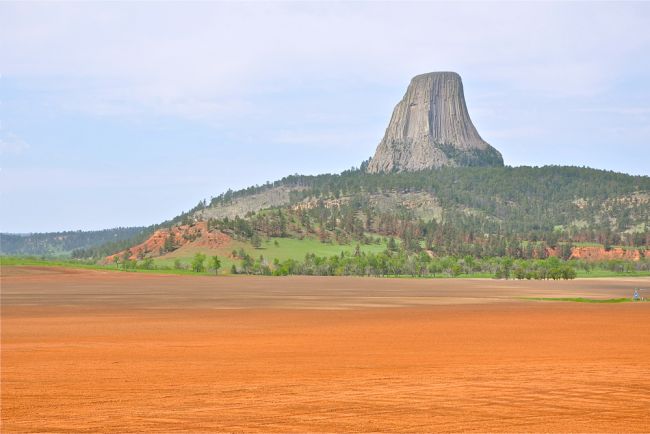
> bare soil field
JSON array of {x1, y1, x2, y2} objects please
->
[{"x1": 2, "y1": 266, "x2": 650, "y2": 432}]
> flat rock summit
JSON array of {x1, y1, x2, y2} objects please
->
[{"x1": 367, "y1": 72, "x2": 503, "y2": 173}]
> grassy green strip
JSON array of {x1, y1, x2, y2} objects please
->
[
  {"x1": 0, "y1": 256, "x2": 215, "y2": 276},
  {"x1": 521, "y1": 297, "x2": 632, "y2": 303},
  {"x1": 3, "y1": 256, "x2": 650, "y2": 280}
]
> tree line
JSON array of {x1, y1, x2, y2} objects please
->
[{"x1": 229, "y1": 248, "x2": 650, "y2": 279}]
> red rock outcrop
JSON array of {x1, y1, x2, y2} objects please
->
[
  {"x1": 106, "y1": 221, "x2": 231, "y2": 262},
  {"x1": 569, "y1": 246, "x2": 641, "y2": 261},
  {"x1": 547, "y1": 246, "x2": 642, "y2": 261}
]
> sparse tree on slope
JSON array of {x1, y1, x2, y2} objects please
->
[
  {"x1": 192, "y1": 253, "x2": 206, "y2": 273},
  {"x1": 211, "y1": 256, "x2": 221, "y2": 275}
]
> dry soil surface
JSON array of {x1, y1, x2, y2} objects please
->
[{"x1": 2, "y1": 266, "x2": 650, "y2": 432}]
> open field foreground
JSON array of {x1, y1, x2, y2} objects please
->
[{"x1": 2, "y1": 267, "x2": 650, "y2": 432}]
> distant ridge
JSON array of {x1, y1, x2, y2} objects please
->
[{"x1": 0, "y1": 227, "x2": 149, "y2": 257}]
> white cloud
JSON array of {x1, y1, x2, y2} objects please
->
[
  {"x1": 271, "y1": 129, "x2": 378, "y2": 148},
  {"x1": 481, "y1": 126, "x2": 546, "y2": 141},
  {"x1": 0, "y1": 131, "x2": 30, "y2": 155},
  {"x1": 575, "y1": 107, "x2": 650, "y2": 116},
  {"x1": 2, "y1": 2, "x2": 649, "y2": 120}
]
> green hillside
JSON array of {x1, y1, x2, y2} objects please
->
[
  {"x1": 6, "y1": 166, "x2": 649, "y2": 278},
  {"x1": 196, "y1": 165, "x2": 649, "y2": 257}
]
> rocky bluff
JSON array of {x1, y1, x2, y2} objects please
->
[{"x1": 367, "y1": 72, "x2": 503, "y2": 173}]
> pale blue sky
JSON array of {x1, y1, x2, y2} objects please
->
[{"x1": 1, "y1": 2, "x2": 649, "y2": 232}]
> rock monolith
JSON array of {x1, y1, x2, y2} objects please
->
[{"x1": 366, "y1": 72, "x2": 503, "y2": 173}]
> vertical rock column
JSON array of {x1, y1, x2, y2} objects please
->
[{"x1": 366, "y1": 72, "x2": 503, "y2": 173}]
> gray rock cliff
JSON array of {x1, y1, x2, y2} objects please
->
[{"x1": 366, "y1": 72, "x2": 503, "y2": 173}]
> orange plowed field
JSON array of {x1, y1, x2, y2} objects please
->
[{"x1": 2, "y1": 267, "x2": 650, "y2": 432}]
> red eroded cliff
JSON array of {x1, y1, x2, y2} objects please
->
[
  {"x1": 106, "y1": 221, "x2": 231, "y2": 262},
  {"x1": 547, "y1": 246, "x2": 641, "y2": 261}
]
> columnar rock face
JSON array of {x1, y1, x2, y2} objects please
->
[{"x1": 366, "y1": 72, "x2": 503, "y2": 173}]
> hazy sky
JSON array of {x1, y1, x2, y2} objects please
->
[{"x1": 1, "y1": 2, "x2": 649, "y2": 233}]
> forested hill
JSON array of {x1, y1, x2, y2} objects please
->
[
  {"x1": 0, "y1": 227, "x2": 150, "y2": 257},
  {"x1": 190, "y1": 165, "x2": 649, "y2": 255},
  {"x1": 203, "y1": 165, "x2": 649, "y2": 213},
  {"x1": 4, "y1": 165, "x2": 649, "y2": 258}
]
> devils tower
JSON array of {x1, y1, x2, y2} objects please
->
[{"x1": 366, "y1": 72, "x2": 503, "y2": 173}]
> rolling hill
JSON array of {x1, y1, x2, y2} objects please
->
[{"x1": 86, "y1": 165, "x2": 649, "y2": 272}]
